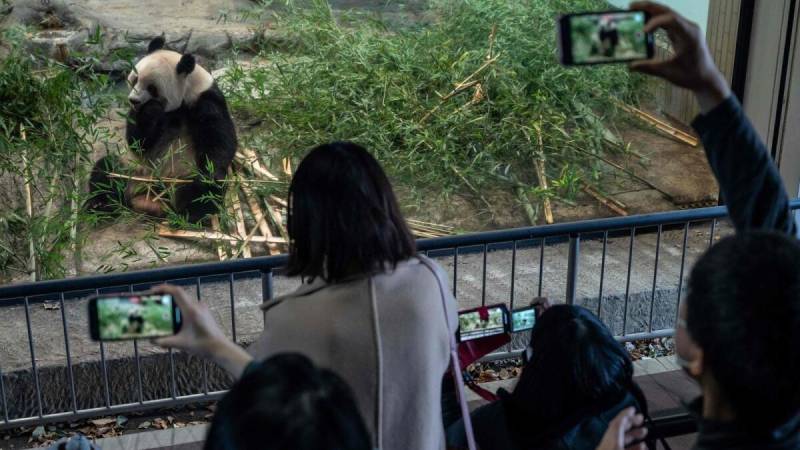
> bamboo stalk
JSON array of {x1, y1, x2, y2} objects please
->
[
  {"x1": 106, "y1": 172, "x2": 282, "y2": 185},
  {"x1": 229, "y1": 174, "x2": 252, "y2": 258},
  {"x1": 583, "y1": 184, "x2": 628, "y2": 216},
  {"x1": 270, "y1": 196, "x2": 288, "y2": 208},
  {"x1": 157, "y1": 226, "x2": 286, "y2": 243},
  {"x1": 282, "y1": 157, "x2": 292, "y2": 176},
  {"x1": 20, "y1": 126, "x2": 37, "y2": 281},
  {"x1": 210, "y1": 216, "x2": 227, "y2": 261},
  {"x1": 516, "y1": 187, "x2": 538, "y2": 226},
  {"x1": 264, "y1": 198, "x2": 288, "y2": 241},
  {"x1": 533, "y1": 125, "x2": 554, "y2": 225},
  {"x1": 242, "y1": 182, "x2": 280, "y2": 255}
]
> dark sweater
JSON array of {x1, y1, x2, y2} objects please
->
[{"x1": 691, "y1": 96, "x2": 797, "y2": 235}]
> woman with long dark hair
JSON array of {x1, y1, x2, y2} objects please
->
[
  {"x1": 245, "y1": 141, "x2": 458, "y2": 450},
  {"x1": 448, "y1": 303, "x2": 647, "y2": 450}
]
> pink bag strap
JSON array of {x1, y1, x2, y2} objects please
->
[{"x1": 418, "y1": 256, "x2": 477, "y2": 450}]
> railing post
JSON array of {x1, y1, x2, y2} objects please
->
[
  {"x1": 261, "y1": 268, "x2": 274, "y2": 327},
  {"x1": 566, "y1": 234, "x2": 580, "y2": 305}
]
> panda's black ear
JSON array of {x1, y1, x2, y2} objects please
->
[
  {"x1": 148, "y1": 36, "x2": 166, "y2": 54},
  {"x1": 177, "y1": 54, "x2": 196, "y2": 76}
]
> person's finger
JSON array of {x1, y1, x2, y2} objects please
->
[
  {"x1": 152, "y1": 334, "x2": 184, "y2": 349},
  {"x1": 630, "y1": 1, "x2": 673, "y2": 17},
  {"x1": 641, "y1": 13, "x2": 680, "y2": 34},
  {"x1": 623, "y1": 424, "x2": 648, "y2": 445},
  {"x1": 629, "y1": 59, "x2": 671, "y2": 77},
  {"x1": 152, "y1": 284, "x2": 193, "y2": 311}
]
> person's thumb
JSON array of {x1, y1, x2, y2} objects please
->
[
  {"x1": 152, "y1": 335, "x2": 183, "y2": 349},
  {"x1": 629, "y1": 60, "x2": 668, "y2": 77}
]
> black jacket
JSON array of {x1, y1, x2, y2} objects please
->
[
  {"x1": 687, "y1": 97, "x2": 799, "y2": 449},
  {"x1": 691, "y1": 96, "x2": 797, "y2": 236},
  {"x1": 446, "y1": 390, "x2": 641, "y2": 450},
  {"x1": 688, "y1": 399, "x2": 800, "y2": 450}
]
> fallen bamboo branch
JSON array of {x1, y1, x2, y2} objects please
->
[
  {"x1": 282, "y1": 157, "x2": 292, "y2": 176},
  {"x1": 451, "y1": 165, "x2": 494, "y2": 216},
  {"x1": 613, "y1": 100, "x2": 698, "y2": 146},
  {"x1": 406, "y1": 218, "x2": 454, "y2": 233},
  {"x1": 583, "y1": 184, "x2": 628, "y2": 216},
  {"x1": 157, "y1": 225, "x2": 286, "y2": 244},
  {"x1": 241, "y1": 182, "x2": 280, "y2": 255},
  {"x1": 570, "y1": 146, "x2": 674, "y2": 201},
  {"x1": 420, "y1": 54, "x2": 500, "y2": 123},
  {"x1": 231, "y1": 214, "x2": 268, "y2": 259}
]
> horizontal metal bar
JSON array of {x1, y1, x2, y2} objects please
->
[
  {"x1": 0, "y1": 391, "x2": 227, "y2": 431},
  {"x1": 479, "y1": 328, "x2": 676, "y2": 363},
  {"x1": 8, "y1": 201, "x2": 800, "y2": 300}
]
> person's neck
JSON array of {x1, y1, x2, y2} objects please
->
[{"x1": 701, "y1": 376, "x2": 737, "y2": 422}]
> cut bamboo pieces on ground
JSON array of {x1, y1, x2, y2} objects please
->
[
  {"x1": 158, "y1": 151, "x2": 289, "y2": 260},
  {"x1": 583, "y1": 184, "x2": 628, "y2": 216},
  {"x1": 613, "y1": 99, "x2": 698, "y2": 147}
]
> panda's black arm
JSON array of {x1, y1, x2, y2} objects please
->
[
  {"x1": 174, "y1": 86, "x2": 238, "y2": 222},
  {"x1": 187, "y1": 86, "x2": 238, "y2": 181},
  {"x1": 126, "y1": 101, "x2": 168, "y2": 154}
]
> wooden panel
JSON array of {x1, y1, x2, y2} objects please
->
[{"x1": 656, "y1": 0, "x2": 740, "y2": 124}]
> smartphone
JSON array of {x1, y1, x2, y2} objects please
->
[
  {"x1": 511, "y1": 306, "x2": 536, "y2": 332},
  {"x1": 558, "y1": 10, "x2": 654, "y2": 65},
  {"x1": 456, "y1": 304, "x2": 509, "y2": 342},
  {"x1": 88, "y1": 293, "x2": 181, "y2": 341}
]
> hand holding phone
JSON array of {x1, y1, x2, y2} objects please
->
[
  {"x1": 149, "y1": 284, "x2": 252, "y2": 378},
  {"x1": 558, "y1": 9, "x2": 654, "y2": 65},
  {"x1": 628, "y1": 1, "x2": 729, "y2": 112}
]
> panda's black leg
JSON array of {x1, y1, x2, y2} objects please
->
[
  {"x1": 86, "y1": 155, "x2": 127, "y2": 215},
  {"x1": 173, "y1": 179, "x2": 225, "y2": 224}
]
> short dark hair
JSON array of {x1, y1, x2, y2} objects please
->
[
  {"x1": 504, "y1": 305, "x2": 641, "y2": 444},
  {"x1": 286, "y1": 142, "x2": 416, "y2": 282},
  {"x1": 686, "y1": 231, "x2": 800, "y2": 429},
  {"x1": 204, "y1": 353, "x2": 371, "y2": 450}
]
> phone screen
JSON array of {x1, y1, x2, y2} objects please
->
[
  {"x1": 91, "y1": 294, "x2": 179, "y2": 341},
  {"x1": 560, "y1": 10, "x2": 651, "y2": 65},
  {"x1": 458, "y1": 305, "x2": 507, "y2": 342},
  {"x1": 511, "y1": 307, "x2": 536, "y2": 332}
]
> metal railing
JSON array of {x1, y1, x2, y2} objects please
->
[{"x1": 1, "y1": 200, "x2": 797, "y2": 429}]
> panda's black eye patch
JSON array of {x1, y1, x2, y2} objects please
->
[{"x1": 147, "y1": 85, "x2": 159, "y2": 97}]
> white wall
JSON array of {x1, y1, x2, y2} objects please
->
[{"x1": 608, "y1": 0, "x2": 710, "y2": 35}]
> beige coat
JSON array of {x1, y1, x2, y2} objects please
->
[{"x1": 248, "y1": 255, "x2": 458, "y2": 450}]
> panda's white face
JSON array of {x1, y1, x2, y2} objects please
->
[
  {"x1": 128, "y1": 51, "x2": 184, "y2": 112},
  {"x1": 127, "y1": 50, "x2": 213, "y2": 112}
]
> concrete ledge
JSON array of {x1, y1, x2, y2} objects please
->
[{"x1": 29, "y1": 425, "x2": 209, "y2": 450}]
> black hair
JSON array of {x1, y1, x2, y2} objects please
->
[
  {"x1": 286, "y1": 142, "x2": 416, "y2": 283},
  {"x1": 204, "y1": 353, "x2": 371, "y2": 450},
  {"x1": 504, "y1": 305, "x2": 640, "y2": 446},
  {"x1": 686, "y1": 231, "x2": 800, "y2": 429}
]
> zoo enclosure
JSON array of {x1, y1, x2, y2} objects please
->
[{"x1": 1, "y1": 200, "x2": 799, "y2": 431}]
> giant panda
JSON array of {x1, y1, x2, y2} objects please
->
[{"x1": 88, "y1": 36, "x2": 237, "y2": 223}]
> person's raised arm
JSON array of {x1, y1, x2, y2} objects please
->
[
  {"x1": 629, "y1": 1, "x2": 797, "y2": 236},
  {"x1": 150, "y1": 284, "x2": 253, "y2": 379}
]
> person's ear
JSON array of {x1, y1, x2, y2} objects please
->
[{"x1": 684, "y1": 346, "x2": 704, "y2": 378}]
